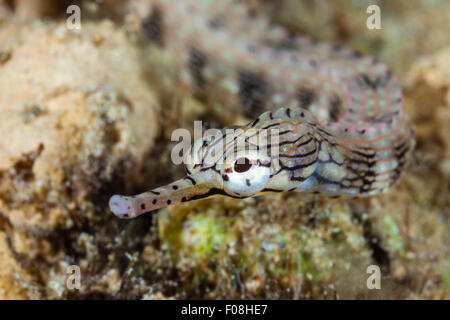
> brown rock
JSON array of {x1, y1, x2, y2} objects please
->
[{"x1": 0, "y1": 20, "x2": 159, "y2": 298}]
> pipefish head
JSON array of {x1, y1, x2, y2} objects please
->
[{"x1": 109, "y1": 108, "x2": 312, "y2": 219}]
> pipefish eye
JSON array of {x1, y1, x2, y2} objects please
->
[
  {"x1": 234, "y1": 157, "x2": 252, "y2": 172},
  {"x1": 222, "y1": 154, "x2": 271, "y2": 197}
]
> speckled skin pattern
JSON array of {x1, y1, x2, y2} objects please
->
[{"x1": 109, "y1": 0, "x2": 414, "y2": 219}]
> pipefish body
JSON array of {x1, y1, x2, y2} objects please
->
[{"x1": 109, "y1": 0, "x2": 414, "y2": 219}]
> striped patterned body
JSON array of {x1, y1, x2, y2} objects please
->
[{"x1": 109, "y1": 0, "x2": 414, "y2": 219}]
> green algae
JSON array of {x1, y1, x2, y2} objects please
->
[{"x1": 382, "y1": 215, "x2": 404, "y2": 253}]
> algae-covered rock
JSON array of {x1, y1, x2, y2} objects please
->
[
  {"x1": 155, "y1": 189, "x2": 447, "y2": 299},
  {"x1": 0, "y1": 19, "x2": 159, "y2": 298}
]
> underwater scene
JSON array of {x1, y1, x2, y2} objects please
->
[{"x1": 0, "y1": 0, "x2": 448, "y2": 300}]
